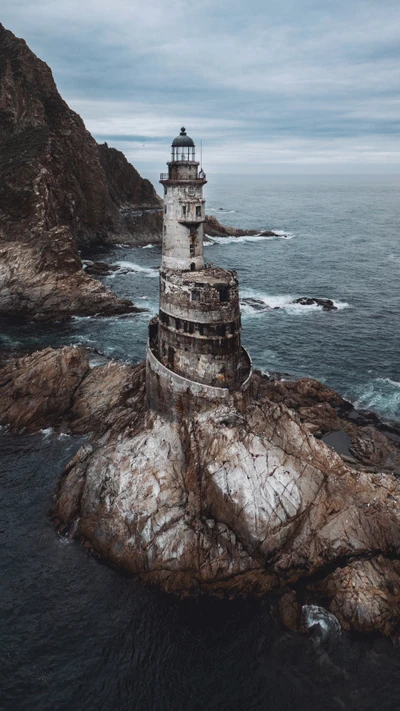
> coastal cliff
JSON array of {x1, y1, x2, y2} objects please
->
[
  {"x1": 0, "y1": 23, "x2": 162, "y2": 319},
  {"x1": 1, "y1": 346, "x2": 400, "y2": 638}
]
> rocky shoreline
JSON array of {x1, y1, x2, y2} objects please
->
[{"x1": 1, "y1": 346, "x2": 400, "y2": 638}]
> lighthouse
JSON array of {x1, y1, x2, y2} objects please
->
[{"x1": 146, "y1": 128, "x2": 252, "y2": 417}]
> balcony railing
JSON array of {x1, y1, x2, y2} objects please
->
[{"x1": 160, "y1": 172, "x2": 207, "y2": 182}]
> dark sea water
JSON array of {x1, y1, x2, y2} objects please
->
[{"x1": 1, "y1": 174, "x2": 400, "y2": 709}]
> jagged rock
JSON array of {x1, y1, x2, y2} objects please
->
[{"x1": 292, "y1": 297, "x2": 338, "y2": 311}]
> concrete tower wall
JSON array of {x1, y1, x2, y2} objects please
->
[{"x1": 162, "y1": 182, "x2": 205, "y2": 271}]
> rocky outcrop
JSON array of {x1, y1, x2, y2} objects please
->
[
  {"x1": 3, "y1": 346, "x2": 400, "y2": 637},
  {"x1": 292, "y1": 297, "x2": 337, "y2": 311},
  {"x1": 0, "y1": 346, "x2": 145, "y2": 433},
  {"x1": 0, "y1": 23, "x2": 161, "y2": 318},
  {"x1": 0, "y1": 228, "x2": 138, "y2": 320},
  {"x1": 204, "y1": 215, "x2": 283, "y2": 238}
]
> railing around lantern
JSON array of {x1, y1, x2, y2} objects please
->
[{"x1": 159, "y1": 172, "x2": 207, "y2": 181}]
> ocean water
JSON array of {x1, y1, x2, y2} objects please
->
[{"x1": 1, "y1": 174, "x2": 400, "y2": 709}]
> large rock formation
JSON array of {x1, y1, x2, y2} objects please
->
[
  {"x1": 0, "y1": 23, "x2": 162, "y2": 318},
  {"x1": 1, "y1": 346, "x2": 400, "y2": 638}
]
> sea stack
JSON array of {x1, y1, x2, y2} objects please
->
[{"x1": 147, "y1": 128, "x2": 252, "y2": 415}]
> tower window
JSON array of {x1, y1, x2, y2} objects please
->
[
  {"x1": 196, "y1": 206, "x2": 202, "y2": 217},
  {"x1": 164, "y1": 187, "x2": 168, "y2": 195},
  {"x1": 218, "y1": 286, "x2": 229, "y2": 302},
  {"x1": 191, "y1": 290, "x2": 200, "y2": 301},
  {"x1": 164, "y1": 205, "x2": 167, "y2": 214},
  {"x1": 182, "y1": 205, "x2": 187, "y2": 217},
  {"x1": 188, "y1": 187, "x2": 195, "y2": 196}
]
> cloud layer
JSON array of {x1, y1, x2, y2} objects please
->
[{"x1": 3, "y1": 0, "x2": 400, "y2": 173}]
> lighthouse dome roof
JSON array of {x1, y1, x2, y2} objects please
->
[{"x1": 172, "y1": 127, "x2": 195, "y2": 147}]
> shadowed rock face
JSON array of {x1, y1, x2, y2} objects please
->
[{"x1": 2, "y1": 346, "x2": 400, "y2": 637}]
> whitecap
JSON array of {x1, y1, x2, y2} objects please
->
[
  {"x1": 302, "y1": 605, "x2": 342, "y2": 639},
  {"x1": 142, "y1": 244, "x2": 155, "y2": 249},
  {"x1": 240, "y1": 290, "x2": 349, "y2": 317},
  {"x1": 111, "y1": 261, "x2": 159, "y2": 278},
  {"x1": 40, "y1": 427, "x2": 54, "y2": 438},
  {"x1": 350, "y1": 377, "x2": 400, "y2": 421},
  {"x1": 205, "y1": 232, "x2": 293, "y2": 245}
]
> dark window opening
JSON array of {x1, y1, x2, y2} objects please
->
[
  {"x1": 190, "y1": 262, "x2": 196, "y2": 271},
  {"x1": 190, "y1": 242, "x2": 195, "y2": 257},
  {"x1": 164, "y1": 205, "x2": 167, "y2": 214},
  {"x1": 196, "y1": 205, "x2": 202, "y2": 217},
  {"x1": 218, "y1": 286, "x2": 229, "y2": 302},
  {"x1": 175, "y1": 318, "x2": 181, "y2": 330},
  {"x1": 182, "y1": 205, "x2": 187, "y2": 217},
  {"x1": 183, "y1": 321, "x2": 187, "y2": 333},
  {"x1": 217, "y1": 324, "x2": 226, "y2": 337},
  {"x1": 168, "y1": 347, "x2": 174, "y2": 367},
  {"x1": 188, "y1": 322, "x2": 194, "y2": 334},
  {"x1": 164, "y1": 187, "x2": 168, "y2": 195},
  {"x1": 230, "y1": 322, "x2": 235, "y2": 334},
  {"x1": 191, "y1": 290, "x2": 200, "y2": 302},
  {"x1": 199, "y1": 324, "x2": 204, "y2": 335}
]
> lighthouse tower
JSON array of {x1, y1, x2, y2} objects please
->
[
  {"x1": 160, "y1": 127, "x2": 206, "y2": 271},
  {"x1": 146, "y1": 128, "x2": 252, "y2": 417}
]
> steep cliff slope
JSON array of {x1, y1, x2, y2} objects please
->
[
  {"x1": 0, "y1": 23, "x2": 162, "y2": 318},
  {"x1": 0, "y1": 23, "x2": 161, "y2": 247}
]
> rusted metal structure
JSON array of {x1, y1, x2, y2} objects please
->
[{"x1": 146, "y1": 128, "x2": 252, "y2": 417}]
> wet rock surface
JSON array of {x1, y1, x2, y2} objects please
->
[{"x1": 3, "y1": 347, "x2": 400, "y2": 638}]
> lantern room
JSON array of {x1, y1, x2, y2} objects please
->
[{"x1": 171, "y1": 127, "x2": 196, "y2": 162}]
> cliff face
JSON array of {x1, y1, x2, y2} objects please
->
[
  {"x1": 0, "y1": 23, "x2": 162, "y2": 318},
  {"x1": 0, "y1": 23, "x2": 161, "y2": 247}
]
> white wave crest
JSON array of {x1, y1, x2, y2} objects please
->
[
  {"x1": 142, "y1": 244, "x2": 155, "y2": 249},
  {"x1": 206, "y1": 232, "x2": 293, "y2": 245},
  {"x1": 240, "y1": 290, "x2": 349, "y2": 317},
  {"x1": 350, "y1": 377, "x2": 400, "y2": 421},
  {"x1": 110, "y1": 261, "x2": 159, "y2": 278}
]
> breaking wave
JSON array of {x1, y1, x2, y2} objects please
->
[
  {"x1": 240, "y1": 290, "x2": 349, "y2": 316},
  {"x1": 109, "y1": 261, "x2": 159, "y2": 278},
  {"x1": 206, "y1": 232, "x2": 293, "y2": 245},
  {"x1": 350, "y1": 378, "x2": 400, "y2": 421}
]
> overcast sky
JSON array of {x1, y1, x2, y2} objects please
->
[{"x1": 2, "y1": 0, "x2": 400, "y2": 175}]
